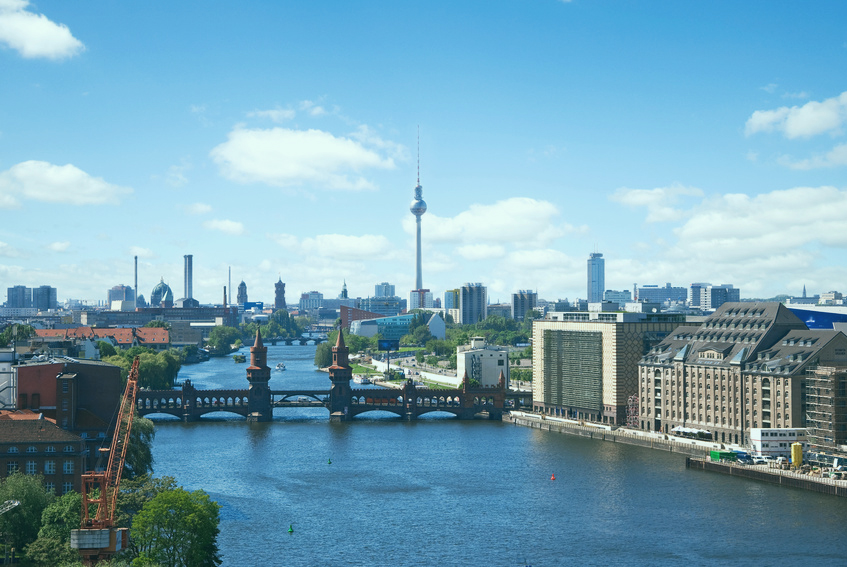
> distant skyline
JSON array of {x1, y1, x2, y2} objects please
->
[{"x1": 2, "y1": 1, "x2": 847, "y2": 305}]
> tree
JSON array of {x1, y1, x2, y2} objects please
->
[
  {"x1": 143, "y1": 320, "x2": 171, "y2": 330},
  {"x1": 124, "y1": 417, "x2": 155, "y2": 480},
  {"x1": 98, "y1": 341, "x2": 118, "y2": 357},
  {"x1": 314, "y1": 342, "x2": 332, "y2": 368},
  {"x1": 0, "y1": 324, "x2": 36, "y2": 347},
  {"x1": 205, "y1": 326, "x2": 241, "y2": 355},
  {"x1": 0, "y1": 472, "x2": 54, "y2": 552},
  {"x1": 131, "y1": 488, "x2": 221, "y2": 567},
  {"x1": 24, "y1": 491, "x2": 81, "y2": 566}
]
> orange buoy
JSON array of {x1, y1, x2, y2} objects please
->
[{"x1": 551, "y1": 474, "x2": 556, "y2": 481}]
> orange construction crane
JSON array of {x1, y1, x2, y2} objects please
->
[{"x1": 71, "y1": 356, "x2": 140, "y2": 564}]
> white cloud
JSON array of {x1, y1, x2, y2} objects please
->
[
  {"x1": 778, "y1": 143, "x2": 847, "y2": 170},
  {"x1": 0, "y1": 0, "x2": 84, "y2": 59},
  {"x1": 129, "y1": 246, "x2": 154, "y2": 258},
  {"x1": 268, "y1": 233, "x2": 299, "y2": 249},
  {"x1": 210, "y1": 126, "x2": 396, "y2": 190},
  {"x1": 203, "y1": 219, "x2": 245, "y2": 235},
  {"x1": 165, "y1": 160, "x2": 191, "y2": 187},
  {"x1": 0, "y1": 241, "x2": 20, "y2": 257},
  {"x1": 0, "y1": 161, "x2": 132, "y2": 207},
  {"x1": 48, "y1": 241, "x2": 70, "y2": 252},
  {"x1": 745, "y1": 91, "x2": 847, "y2": 138},
  {"x1": 300, "y1": 234, "x2": 396, "y2": 261},
  {"x1": 456, "y1": 243, "x2": 506, "y2": 260},
  {"x1": 299, "y1": 100, "x2": 327, "y2": 116},
  {"x1": 783, "y1": 91, "x2": 809, "y2": 100},
  {"x1": 247, "y1": 108, "x2": 296, "y2": 123},
  {"x1": 611, "y1": 183, "x2": 704, "y2": 222},
  {"x1": 409, "y1": 197, "x2": 575, "y2": 248},
  {"x1": 186, "y1": 202, "x2": 212, "y2": 215},
  {"x1": 761, "y1": 83, "x2": 778, "y2": 94}
]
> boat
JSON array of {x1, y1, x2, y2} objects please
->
[
  {"x1": 276, "y1": 362, "x2": 286, "y2": 371},
  {"x1": 353, "y1": 375, "x2": 371, "y2": 385}
]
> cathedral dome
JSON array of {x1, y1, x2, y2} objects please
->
[{"x1": 150, "y1": 278, "x2": 174, "y2": 307}]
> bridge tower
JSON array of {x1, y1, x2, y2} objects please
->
[
  {"x1": 246, "y1": 329, "x2": 272, "y2": 422},
  {"x1": 328, "y1": 329, "x2": 353, "y2": 422}
]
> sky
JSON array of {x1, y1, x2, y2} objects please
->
[{"x1": 2, "y1": 1, "x2": 847, "y2": 307}]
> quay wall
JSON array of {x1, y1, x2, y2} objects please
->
[
  {"x1": 509, "y1": 413, "x2": 710, "y2": 458},
  {"x1": 686, "y1": 458, "x2": 847, "y2": 498}
]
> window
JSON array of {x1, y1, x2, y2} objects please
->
[
  {"x1": 497, "y1": 359, "x2": 504, "y2": 366},
  {"x1": 62, "y1": 381, "x2": 69, "y2": 393},
  {"x1": 7, "y1": 446, "x2": 18, "y2": 454},
  {"x1": 63, "y1": 445, "x2": 74, "y2": 453},
  {"x1": 25, "y1": 461, "x2": 37, "y2": 475},
  {"x1": 7, "y1": 462, "x2": 18, "y2": 475},
  {"x1": 45, "y1": 445, "x2": 55, "y2": 453},
  {"x1": 63, "y1": 461, "x2": 74, "y2": 475},
  {"x1": 26, "y1": 446, "x2": 37, "y2": 453},
  {"x1": 62, "y1": 399, "x2": 69, "y2": 411},
  {"x1": 44, "y1": 460, "x2": 56, "y2": 475},
  {"x1": 44, "y1": 482, "x2": 55, "y2": 493},
  {"x1": 62, "y1": 482, "x2": 74, "y2": 494}
]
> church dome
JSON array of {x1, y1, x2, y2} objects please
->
[{"x1": 150, "y1": 278, "x2": 174, "y2": 307}]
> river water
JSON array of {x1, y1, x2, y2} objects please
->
[{"x1": 148, "y1": 345, "x2": 847, "y2": 566}]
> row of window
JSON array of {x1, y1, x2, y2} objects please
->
[
  {"x1": 43, "y1": 482, "x2": 74, "y2": 494},
  {"x1": 6, "y1": 460, "x2": 75, "y2": 475},
  {"x1": 7, "y1": 444, "x2": 77, "y2": 454}
]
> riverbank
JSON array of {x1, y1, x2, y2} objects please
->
[
  {"x1": 686, "y1": 457, "x2": 847, "y2": 497},
  {"x1": 508, "y1": 411, "x2": 713, "y2": 458}
]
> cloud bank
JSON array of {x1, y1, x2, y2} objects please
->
[{"x1": 0, "y1": 0, "x2": 84, "y2": 59}]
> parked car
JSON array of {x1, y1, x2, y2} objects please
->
[{"x1": 752, "y1": 456, "x2": 768, "y2": 465}]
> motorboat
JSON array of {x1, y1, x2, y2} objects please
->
[{"x1": 276, "y1": 362, "x2": 286, "y2": 371}]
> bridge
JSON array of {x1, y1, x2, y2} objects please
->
[
  {"x1": 136, "y1": 330, "x2": 509, "y2": 422},
  {"x1": 265, "y1": 334, "x2": 327, "y2": 346}
]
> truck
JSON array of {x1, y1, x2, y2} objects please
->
[{"x1": 710, "y1": 450, "x2": 737, "y2": 462}]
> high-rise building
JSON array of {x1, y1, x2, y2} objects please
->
[
  {"x1": 688, "y1": 282, "x2": 709, "y2": 307},
  {"x1": 701, "y1": 284, "x2": 740, "y2": 309},
  {"x1": 459, "y1": 283, "x2": 487, "y2": 324},
  {"x1": 603, "y1": 289, "x2": 631, "y2": 309},
  {"x1": 32, "y1": 286, "x2": 57, "y2": 311},
  {"x1": 409, "y1": 289, "x2": 433, "y2": 310},
  {"x1": 275, "y1": 278, "x2": 286, "y2": 310},
  {"x1": 587, "y1": 252, "x2": 605, "y2": 303},
  {"x1": 107, "y1": 285, "x2": 135, "y2": 305},
  {"x1": 375, "y1": 282, "x2": 395, "y2": 298},
  {"x1": 511, "y1": 290, "x2": 538, "y2": 321},
  {"x1": 298, "y1": 291, "x2": 323, "y2": 312},
  {"x1": 184, "y1": 254, "x2": 193, "y2": 299},
  {"x1": 444, "y1": 289, "x2": 460, "y2": 310},
  {"x1": 237, "y1": 281, "x2": 248, "y2": 305},
  {"x1": 6, "y1": 286, "x2": 32, "y2": 309}
]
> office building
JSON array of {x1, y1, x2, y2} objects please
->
[
  {"x1": 32, "y1": 285, "x2": 58, "y2": 311},
  {"x1": 237, "y1": 281, "x2": 248, "y2": 305},
  {"x1": 184, "y1": 254, "x2": 193, "y2": 299},
  {"x1": 533, "y1": 310, "x2": 685, "y2": 424},
  {"x1": 410, "y1": 289, "x2": 433, "y2": 310},
  {"x1": 6, "y1": 286, "x2": 32, "y2": 309},
  {"x1": 107, "y1": 285, "x2": 135, "y2": 306},
  {"x1": 603, "y1": 290, "x2": 631, "y2": 309},
  {"x1": 636, "y1": 283, "x2": 688, "y2": 304},
  {"x1": 444, "y1": 289, "x2": 460, "y2": 310},
  {"x1": 587, "y1": 253, "x2": 605, "y2": 303}
]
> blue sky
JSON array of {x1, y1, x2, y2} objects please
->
[{"x1": 2, "y1": 1, "x2": 847, "y2": 306}]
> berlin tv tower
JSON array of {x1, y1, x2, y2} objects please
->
[{"x1": 410, "y1": 132, "x2": 427, "y2": 290}]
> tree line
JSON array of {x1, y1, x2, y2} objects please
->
[{"x1": 0, "y1": 417, "x2": 221, "y2": 567}]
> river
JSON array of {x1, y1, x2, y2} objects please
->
[{"x1": 147, "y1": 344, "x2": 847, "y2": 566}]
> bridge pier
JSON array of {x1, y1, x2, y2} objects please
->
[
  {"x1": 403, "y1": 411, "x2": 416, "y2": 421},
  {"x1": 182, "y1": 413, "x2": 197, "y2": 423}
]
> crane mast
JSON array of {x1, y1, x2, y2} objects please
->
[{"x1": 71, "y1": 356, "x2": 140, "y2": 563}]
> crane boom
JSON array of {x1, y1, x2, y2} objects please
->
[
  {"x1": 72, "y1": 356, "x2": 140, "y2": 563},
  {"x1": 0, "y1": 500, "x2": 20, "y2": 516}
]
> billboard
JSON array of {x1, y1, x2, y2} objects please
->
[{"x1": 378, "y1": 339, "x2": 400, "y2": 351}]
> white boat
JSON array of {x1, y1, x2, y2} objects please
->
[
  {"x1": 353, "y1": 375, "x2": 371, "y2": 385},
  {"x1": 276, "y1": 362, "x2": 286, "y2": 371}
]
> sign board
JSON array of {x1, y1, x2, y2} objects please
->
[{"x1": 378, "y1": 339, "x2": 399, "y2": 351}]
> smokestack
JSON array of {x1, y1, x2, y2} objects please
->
[
  {"x1": 228, "y1": 267, "x2": 231, "y2": 306},
  {"x1": 184, "y1": 254, "x2": 193, "y2": 299},
  {"x1": 134, "y1": 255, "x2": 138, "y2": 307}
]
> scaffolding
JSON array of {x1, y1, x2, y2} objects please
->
[
  {"x1": 626, "y1": 394, "x2": 640, "y2": 428},
  {"x1": 805, "y1": 366, "x2": 847, "y2": 454}
]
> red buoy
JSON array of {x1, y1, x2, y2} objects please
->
[{"x1": 551, "y1": 474, "x2": 556, "y2": 481}]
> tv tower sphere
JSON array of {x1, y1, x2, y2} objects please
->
[{"x1": 410, "y1": 184, "x2": 427, "y2": 216}]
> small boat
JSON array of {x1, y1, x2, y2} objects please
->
[
  {"x1": 276, "y1": 362, "x2": 286, "y2": 371},
  {"x1": 353, "y1": 375, "x2": 371, "y2": 385}
]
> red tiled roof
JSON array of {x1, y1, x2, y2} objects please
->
[{"x1": 34, "y1": 326, "x2": 169, "y2": 346}]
